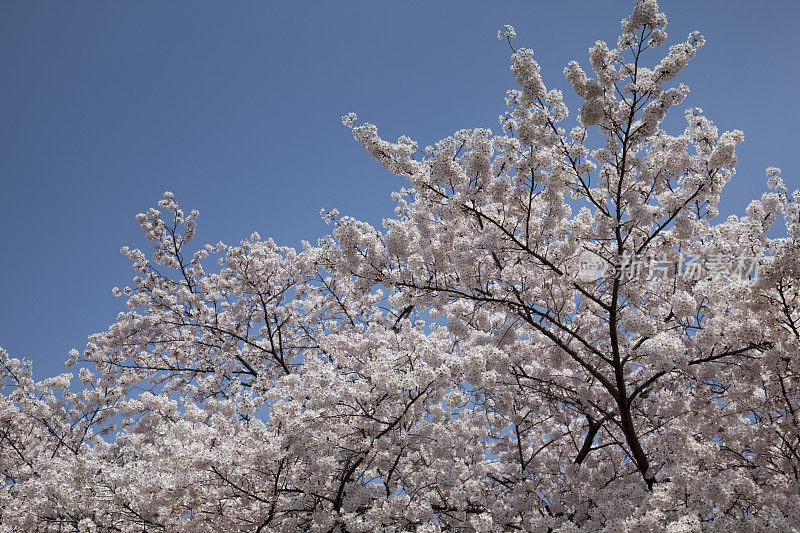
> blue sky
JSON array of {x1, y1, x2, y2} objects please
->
[{"x1": 1, "y1": 1, "x2": 798, "y2": 379}]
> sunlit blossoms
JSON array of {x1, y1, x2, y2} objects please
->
[{"x1": 2, "y1": 1, "x2": 799, "y2": 531}]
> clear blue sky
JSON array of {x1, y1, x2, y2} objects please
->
[{"x1": 1, "y1": 1, "x2": 798, "y2": 379}]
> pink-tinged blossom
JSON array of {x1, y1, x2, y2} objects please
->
[{"x1": 2, "y1": 1, "x2": 799, "y2": 531}]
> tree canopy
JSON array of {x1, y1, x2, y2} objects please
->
[{"x1": 2, "y1": 1, "x2": 799, "y2": 531}]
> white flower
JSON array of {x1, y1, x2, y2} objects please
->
[{"x1": 497, "y1": 24, "x2": 516, "y2": 40}]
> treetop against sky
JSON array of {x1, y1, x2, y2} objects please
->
[
  {"x1": 0, "y1": 0, "x2": 797, "y2": 379},
  {"x1": 1, "y1": 0, "x2": 800, "y2": 531}
]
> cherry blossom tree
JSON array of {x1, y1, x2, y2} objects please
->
[{"x1": 2, "y1": 1, "x2": 799, "y2": 531}]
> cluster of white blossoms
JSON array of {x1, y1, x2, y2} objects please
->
[
  {"x1": 497, "y1": 24, "x2": 516, "y2": 41},
  {"x1": 2, "y1": 1, "x2": 799, "y2": 531}
]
